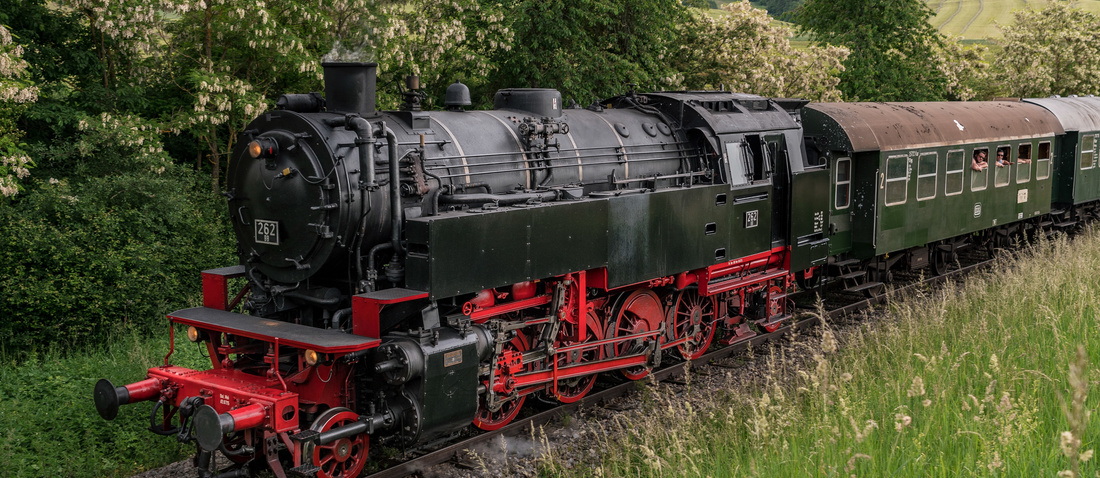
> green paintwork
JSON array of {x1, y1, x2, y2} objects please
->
[
  {"x1": 405, "y1": 199, "x2": 609, "y2": 299},
  {"x1": 788, "y1": 166, "x2": 831, "y2": 271}
]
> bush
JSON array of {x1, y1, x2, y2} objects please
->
[{"x1": 0, "y1": 113, "x2": 235, "y2": 351}]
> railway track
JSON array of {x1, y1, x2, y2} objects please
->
[{"x1": 362, "y1": 248, "x2": 998, "y2": 478}]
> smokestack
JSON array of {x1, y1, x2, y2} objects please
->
[{"x1": 322, "y1": 62, "x2": 378, "y2": 116}]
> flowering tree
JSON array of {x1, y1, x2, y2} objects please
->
[
  {"x1": 0, "y1": 25, "x2": 37, "y2": 197},
  {"x1": 675, "y1": 1, "x2": 848, "y2": 102},
  {"x1": 992, "y1": 2, "x2": 1100, "y2": 98},
  {"x1": 64, "y1": 0, "x2": 327, "y2": 191}
]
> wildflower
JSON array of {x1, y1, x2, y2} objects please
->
[
  {"x1": 894, "y1": 413, "x2": 912, "y2": 431},
  {"x1": 907, "y1": 376, "x2": 926, "y2": 397}
]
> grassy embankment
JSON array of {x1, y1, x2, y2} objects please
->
[
  {"x1": 931, "y1": 0, "x2": 1100, "y2": 40},
  {"x1": 0, "y1": 326, "x2": 210, "y2": 477},
  {"x1": 542, "y1": 229, "x2": 1100, "y2": 477}
]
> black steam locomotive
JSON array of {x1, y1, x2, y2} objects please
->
[{"x1": 93, "y1": 62, "x2": 1100, "y2": 478}]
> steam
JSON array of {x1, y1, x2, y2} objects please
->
[{"x1": 323, "y1": 40, "x2": 376, "y2": 63}]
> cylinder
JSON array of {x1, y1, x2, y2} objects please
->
[{"x1": 323, "y1": 62, "x2": 378, "y2": 116}]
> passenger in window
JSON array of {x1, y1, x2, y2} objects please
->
[
  {"x1": 995, "y1": 149, "x2": 1012, "y2": 168},
  {"x1": 972, "y1": 150, "x2": 988, "y2": 171}
]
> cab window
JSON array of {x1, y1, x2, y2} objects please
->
[{"x1": 724, "y1": 141, "x2": 751, "y2": 187}]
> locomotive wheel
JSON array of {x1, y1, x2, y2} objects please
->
[
  {"x1": 551, "y1": 315, "x2": 605, "y2": 403},
  {"x1": 474, "y1": 331, "x2": 530, "y2": 431},
  {"x1": 606, "y1": 290, "x2": 663, "y2": 381},
  {"x1": 762, "y1": 285, "x2": 787, "y2": 333},
  {"x1": 669, "y1": 288, "x2": 717, "y2": 361},
  {"x1": 304, "y1": 407, "x2": 367, "y2": 478}
]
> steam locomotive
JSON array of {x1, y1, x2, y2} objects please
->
[{"x1": 93, "y1": 62, "x2": 1100, "y2": 478}]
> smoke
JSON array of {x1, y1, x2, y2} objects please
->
[{"x1": 323, "y1": 40, "x2": 376, "y2": 63}]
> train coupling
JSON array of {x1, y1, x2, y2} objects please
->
[{"x1": 93, "y1": 377, "x2": 164, "y2": 420}]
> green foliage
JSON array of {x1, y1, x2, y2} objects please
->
[
  {"x1": 992, "y1": 1, "x2": 1100, "y2": 98},
  {"x1": 676, "y1": 1, "x2": 848, "y2": 101},
  {"x1": 488, "y1": 0, "x2": 689, "y2": 105},
  {"x1": 795, "y1": 0, "x2": 952, "y2": 101},
  {"x1": 0, "y1": 24, "x2": 37, "y2": 197},
  {"x1": 0, "y1": 329, "x2": 211, "y2": 477},
  {"x1": 0, "y1": 113, "x2": 234, "y2": 350},
  {"x1": 759, "y1": 0, "x2": 802, "y2": 19}
]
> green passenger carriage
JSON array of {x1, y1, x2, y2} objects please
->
[{"x1": 803, "y1": 102, "x2": 1063, "y2": 290}]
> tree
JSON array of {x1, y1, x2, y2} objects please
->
[
  {"x1": 794, "y1": 0, "x2": 950, "y2": 101},
  {"x1": 356, "y1": 0, "x2": 514, "y2": 109},
  {"x1": 0, "y1": 24, "x2": 36, "y2": 197},
  {"x1": 488, "y1": 0, "x2": 689, "y2": 105},
  {"x1": 992, "y1": 1, "x2": 1100, "y2": 98},
  {"x1": 676, "y1": 1, "x2": 848, "y2": 101}
]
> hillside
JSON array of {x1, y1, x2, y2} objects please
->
[{"x1": 930, "y1": 0, "x2": 1100, "y2": 40}]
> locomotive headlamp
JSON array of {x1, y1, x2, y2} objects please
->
[
  {"x1": 304, "y1": 349, "x2": 320, "y2": 366},
  {"x1": 248, "y1": 137, "x2": 279, "y2": 159},
  {"x1": 187, "y1": 326, "x2": 202, "y2": 342}
]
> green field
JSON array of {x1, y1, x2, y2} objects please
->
[
  {"x1": 544, "y1": 230, "x2": 1100, "y2": 477},
  {"x1": 931, "y1": 0, "x2": 1100, "y2": 39}
]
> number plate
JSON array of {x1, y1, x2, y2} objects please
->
[{"x1": 255, "y1": 219, "x2": 280, "y2": 245}]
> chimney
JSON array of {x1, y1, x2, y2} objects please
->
[{"x1": 322, "y1": 62, "x2": 378, "y2": 116}]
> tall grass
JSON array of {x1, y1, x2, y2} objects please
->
[
  {"x1": 0, "y1": 326, "x2": 210, "y2": 477},
  {"x1": 544, "y1": 229, "x2": 1100, "y2": 477}
]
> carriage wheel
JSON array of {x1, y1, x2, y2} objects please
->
[
  {"x1": 550, "y1": 315, "x2": 604, "y2": 403},
  {"x1": 473, "y1": 331, "x2": 529, "y2": 431},
  {"x1": 669, "y1": 288, "x2": 717, "y2": 361},
  {"x1": 304, "y1": 407, "x2": 367, "y2": 478},
  {"x1": 606, "y1": 290, "x2": 663, "y2": 381},
  {"x1": 930, "y1": 246, "x2": 949, "y2": 276}
]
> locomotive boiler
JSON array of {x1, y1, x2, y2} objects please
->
[{"x1": 94, "y1": 62, "x2": 828, "y2": 478}]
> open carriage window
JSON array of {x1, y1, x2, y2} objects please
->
[
  {"x1": 994, "y1": 146, "x2": 1011, "y2": 187},
  {"x1": 1016, "y1": 143, "x2": 1031, "y2": 183},
  {"x1": 1037, "y1": 141, "x2": 1052, "y2": 180},
  {"x1": 971, "y1": 148, "x2": 988, "y2": 191}
]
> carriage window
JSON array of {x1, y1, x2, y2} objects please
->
[
  {"x1": 1082, "y1": 134, "x2": 1097, "y2": 170},
  {"x1": 945, "y1": 150, "x2": 964, "y2": 196},
  {"x1": 1037, "y1": 141, "x2": 1052, "y2": 180},
  {"x1": 835, "y1": 157, "x2": 851, "y2": 210},
  {"x1": 1016, "y1": 144, "x2": 1031, "y2": 183},
  {"x1": 725, "y1": 142, "x2": 751, "y2": 187},
  {"x1": 994, "y1": 146, "x2": 1011, "y2": 187},
  {"x1": 971, "y1": 148, "x2": 988, "y2": 191},
  {"x1": 884, "y1": 154, "x2": 909, "y2": 206},
  {"x1": 917, "y1": 152, "x2": 937, "y2": 200}
]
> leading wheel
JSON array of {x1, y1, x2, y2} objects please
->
[
  {"x1": 304, "y1": 407, "x2": 367, "y2": 478},
  {"x1": 669, "y1": 288, "x2": 717, "y2": 360}
]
